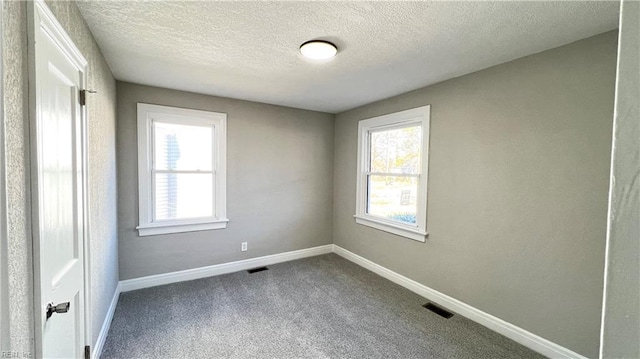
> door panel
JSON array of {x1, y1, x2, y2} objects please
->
[{"x1": 43, "y1": 63, "x2": 77, "y2": 290}]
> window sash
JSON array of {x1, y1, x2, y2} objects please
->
[
  {"x1": 366, "y1": 124, "x2": 422, "y2": 174},
  {"x1": 151, "y1": 171, "x2": 216, "y2": 223},
  {"x1": 365, "y1": 172, "x2": 420, "y2": 178},
  {"x1": 364, "y1": 174, "x2": 420, "y2": 227},
  {"x1": 151, "y1": 119, "x2": 216, "y2": 172},
  {"x1": 365, "y1": 125, "x2": 423, "y2": 227},
  {"x1": 150, "y1": 120, "x2": 217, "y2": 223}
]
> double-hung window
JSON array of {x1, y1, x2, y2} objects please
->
[
  {"x1": 355, "y1": 106, "x2": 431, "y2": 242},
  {"x1": 136, "y1": 103, "x2": 228, "y2": 236}
]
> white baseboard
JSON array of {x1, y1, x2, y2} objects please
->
[
  {"x1": 92, "y1": 282, "x2": 121, "y2": 359},
  {"x1": 332, "y1": 244, "x2": 587, "y2": 359},
  {"x1": 120, "y1": 244, "x2": 333, "y2": 292}
]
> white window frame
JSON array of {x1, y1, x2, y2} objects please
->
[
  {"x1": 136, "y1": 103, "x2": 228, "y2": 236},
  {"x1": 354, "y1": 105, "x2": 431, "y2": 242}
]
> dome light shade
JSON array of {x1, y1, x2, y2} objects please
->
[{"x1": 300, "y1": 40, "x2": 338, "y2": 60}]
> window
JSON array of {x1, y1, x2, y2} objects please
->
[
  {"x1": 137, "y1": 103, "x2": 228, "y2": 236},
  {"x1": 355, "y1": 106, "x2": 430, "y2": 242}
]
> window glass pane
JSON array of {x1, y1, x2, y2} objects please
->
[
  {"x1": 154, "y1": 122, "x2": 213, "y2": 171},
  {"x1": 367, "y1": 175, "x2": 418, "y2": 225},
  {"x1": 154, "y1": 173, "x2": 213, "y2": 220},
  {"x1": 370, "y1": 125, "x2": 421, "y2": 174}
]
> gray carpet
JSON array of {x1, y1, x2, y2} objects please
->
[{"x1": 101, "y1": 254, "x2": 545, "y2": 359}]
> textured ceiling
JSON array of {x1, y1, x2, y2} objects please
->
[{"x1": 76, "y1": 1, "x2": 620, "y2": 113}]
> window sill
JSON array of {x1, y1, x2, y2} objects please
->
[
  {"x1": 137, "y1": 219, "x2": 229, "y2": 236},
  {"x1": 353, "y1": 215, "x2": 427, "y2": 242}
]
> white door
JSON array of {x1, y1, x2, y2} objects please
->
[{"x1": 31, "y1": 2, "x2": 88, "y2": 358}]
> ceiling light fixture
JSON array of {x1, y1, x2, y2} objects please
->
[{"x1": 299, "y1": 40, "x2": 338, "y2": 60}]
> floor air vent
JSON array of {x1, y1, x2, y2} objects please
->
[
  {"x1": 422, "y1": 303, "x2": 454, "y2": 319},
  {"x1": 247, "y1": 266, "x2": 269, "y2": 274}
]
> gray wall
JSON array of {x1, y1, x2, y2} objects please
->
[
  {"x1": 333, "y1": 32, "x2": 617, "y2": 358},
  {"x1": 0, "y1": 1, "x2": 7, "y2": 348},
  {"x1": 600, "y1": 1, "x2": 639, "y2": 357},
  {"x1": 117, "y1": 82, "x2": 334, "y2": 280},
  {"x1": 2, "y1": 0, "x2": 32, "y2": 353},
  {"x1": 1, "y1": 0, "x2": 119, "y2": 354}
]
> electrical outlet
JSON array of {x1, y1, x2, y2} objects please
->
[{"x1": 241, "y1": 242, "x2": 247, "y2": 252}]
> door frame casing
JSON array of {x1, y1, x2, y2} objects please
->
[{"x1": 27, "y1": 0, "x2": 92, "y2": 357}]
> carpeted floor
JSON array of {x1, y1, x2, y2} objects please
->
[{"x1": 101, "y1": 254, "x2": 545, "y2": 359}]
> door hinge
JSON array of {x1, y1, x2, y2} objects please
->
[
  {"x1": 79, "y1": 90, "x2": 86, "y2": 106},
  {"x1": 79, "y1": 89, "x2": 97, "y2": 106},
  {"x1": 84, "y1": 345, "x2": 90, "y2": 359}
]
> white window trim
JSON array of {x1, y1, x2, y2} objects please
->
[
  {"x1": 354, "y1": 105, "x2": 431, "y2": 242},
  {"x1": 136, "y1": 103, "x2": 228, "y2": 236}
]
